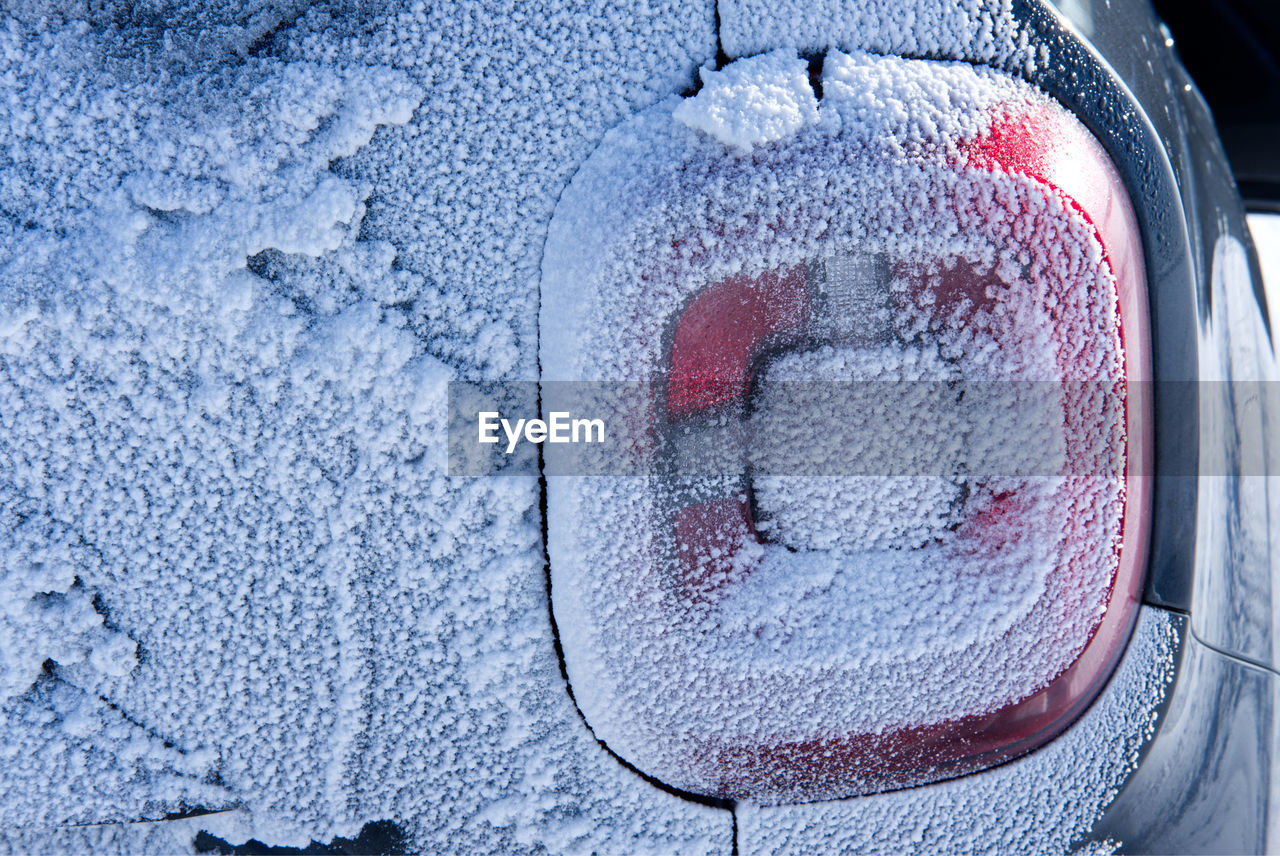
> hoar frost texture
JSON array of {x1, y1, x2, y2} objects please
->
[
  {"x1": 543, "y1": 50, "x2": 1127, "y2": 799},
  {"x1": 0, "y1": 13, "x2": 423, "y2": 841},
  {"x1": 674, "y1": 51, "x2": 820, "y2": 151},
  {"x1": 737, "y1": 608, "x2": 1179, "y2": 854},
  {"x1": 2, "y1": 3, "x2": 730, "y2": 855},
  {"x1": 719, "y1": 0, "x2": 1036, "y2": 73}
]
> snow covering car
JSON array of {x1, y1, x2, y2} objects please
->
[{"x1": 0, "y1": 0, "x2": 1275, "y2": 854}]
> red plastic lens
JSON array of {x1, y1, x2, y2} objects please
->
[{"x1": 667, "y1": 267, "x2": 809, "y2": 418}]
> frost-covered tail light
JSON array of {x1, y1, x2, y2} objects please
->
[{"x1": 540, "y1": 51, "x2": 1151, "y2": 803}]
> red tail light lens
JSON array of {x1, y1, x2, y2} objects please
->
[{"x1": 541, "y1": 50, "x2": 1151, "y2": 803}]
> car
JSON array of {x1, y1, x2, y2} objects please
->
[{"x1": 0, "y1": 0, "x2": 1275, "y2": 854}]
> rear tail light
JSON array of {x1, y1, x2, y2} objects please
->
[{"x1": 541, "y1": 50, "x2": 1150, "y2": 803}]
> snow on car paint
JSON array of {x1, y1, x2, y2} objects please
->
[
  {"x1": 0, "y1": 4, "x2": 730, "y2": 854},
  {"x1": 543, "y1": 49, "x2": 1137, "y2": 801},
  {"x1": 718, "y1": 0, "x2": 1033, "y2": 68},
  {"x1": 0, "y1": 19, "x2": 426, "y2": 840}
]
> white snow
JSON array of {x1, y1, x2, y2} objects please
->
[
  {"x1": 718, "y1": 0, "x2": 1036, "y2": 72},
  {"x1": 674, "y1": 51, "x2": 820, "y2": 151}
]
